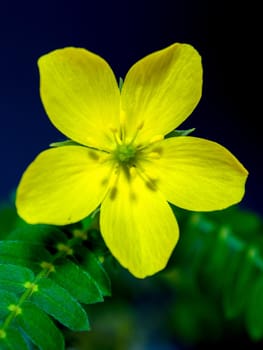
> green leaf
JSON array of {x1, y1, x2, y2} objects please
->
[
  {"x1": 0, "y1": 290, "x2": 18, "y2": 318},
  {"x1": 202, "y1": 227, "x2": 244, "y2": 294},
  {"x1": 246, "y1": 276, "x2": 263, "y2": 340},
  {"x1": 118, "y1": 76, "x2": 124, "y2": 91},
  {"x1": 17, "y1": 301, "x2": 64, "y2": 350},
  {"x1": 76, "y1": 246, "x2": 111, "y2": 297},
  {"x1": 172, "y1": 212, "x2": 216, "y2": 273},
  {"x1": 31, "y1": 278, "x2": 90, "y2": 331},
  {"x1": 81, "y1": 212, "x2": 97, "y2": 230},
  {"x1": 0, "y1": 241, "x2": 52, "y2": 269},
  {"x1": 0, "y1": 327, "x2": 30, "y2": 350},
  {"x1": 166, "y1": 128, "x2": 196, "y2": 138},
  {"x1": 49, "y1": 139, "x2": 82, "y2": 148},
  {"x1": 222, "y1": 248, "x2": 257, "y2": 319},
  {"x1": 0, "y1": 264, "x2": 35, "y2": 294},
  {"x1": 51, "y1": 259, "x2": 103, "y2": 304},
  {"x1": 8, "y1": 224, "x2": 68, "y2": 247},
  {"x1": 205, "y1": 206, "x2": 263, "y2": 240}
]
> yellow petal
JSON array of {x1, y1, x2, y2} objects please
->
[
  {"x1": 38, "y1": 47, "x2": 120, "y2": 150},
  {"x1": 145, "y1": 136, "x2": 248, "y2": 211},
  {"x1": 100, "y1": 168, "x2": 179, "y2": 278},
  {"x1": 121, "y1": 43, "x2": 202, "y2": 144},
  {"x1": 16, "y1": 146, "x2": 113, "y2": 225}
]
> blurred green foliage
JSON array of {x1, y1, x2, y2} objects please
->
[{"x1": 1, "y1": 199, "x2": 263, "y2": 349}]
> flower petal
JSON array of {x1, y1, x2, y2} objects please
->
[
  {"x1": 145, "y1": 136, "x2": 248, "y2": 211},
  {"x1": 16, "y1": 146, "x2": 113, "y2": 225},
  {"x1": 38, "y1": 47, "x2": 120, "y2": 150},
  {"x1": 100, "y1": 168, "x2": 179, "y2": 278},
  {"x1": 121, "y1": 43, "x2": 202, "y2": 144}
]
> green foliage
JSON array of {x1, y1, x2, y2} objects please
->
[
  {"x1": 0, "y1": 327, "x2": 29, "y2": 350},
  {"x1": 17, "y1": 301, "x2": 64, "y2": 350},
  {"x1": 118, "y1": 76, "x2": 124, "y2": 91},
  {"x1": 0, "y1": 204, "x2": 111, "y2": 350},
  {"x1": 2, "y1": 200, "x2": 263, "y2": 349},
  {"x1": 165, "y1": 205, "x2": 263, "y2": 344},
  {"x1": 166, "y1": 127, "x2": 196, "y2": 138},
  {"x1": 49, "y1": 140, "x2": 83, "y2": 148},
  {"x1": 31, "y1": 277, "x2": 90, "y2": 331},
  {"x1": 0, "y1": 264, "x2": 34, "y2": 294}
]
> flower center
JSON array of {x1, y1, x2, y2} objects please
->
[{"x1": 114, "y1": 144, "x2": 137, "y2": 165}]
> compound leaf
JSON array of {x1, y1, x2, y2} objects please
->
[
  {"x1": 52, "y1": 259, "x2": 103, "y2": 304},
  {"x1": 0, "y1": 327, "x2": 30, "y2": 350},
  {"x1": 0, "y1": 264, "x2": 34, "y2": 294},
  {"x1": 31, "y1": 278, "x2": 90, "y2": 331},
  {"x1": 17, "y1": 301, "x2": 64, "y2": 350}
]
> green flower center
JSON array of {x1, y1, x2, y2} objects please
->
[{"x1": 115, "y1": 144, "x2": 137, "y2": 164}]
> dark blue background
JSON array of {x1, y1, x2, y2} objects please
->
[{"x1": 1, "y1": 1, "x2": 261, "y2": 214}]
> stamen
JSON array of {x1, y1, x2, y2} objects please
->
[
  {"x1": 134, "y1": 164, "x2": 159, "y2": 190},
  {"x1": 147, "y1": 152, "x2": 161, "y2": 159},
  {"x1": 98, "y1": 153, "x2": 113, "y2": 165},
  {"x1": 128, "y1": 121, "x2": 145, "y2": 146},
  {"x1": 136, "y1": 134, "x2": 164, "y2": 153},
  {"x1": 110, "y1": 124, "x2": 122, "y2": 146}
]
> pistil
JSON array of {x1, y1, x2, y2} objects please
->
[{"x1": 115, "y1": 144, "x2": 137, "y2": 165}]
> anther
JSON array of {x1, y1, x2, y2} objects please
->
[
  {"x1": 110, "y1": 125, "x2": 122, "y2": 145},
  {"x1": 128, "y1": 122, "x2": 145, "y2": 145},
  {"x1": 133, "y1": 164, "x2": 159, "y2": 186},
  {"x1": 148, "y1": 152, "x2": 161, "y2": 159}
]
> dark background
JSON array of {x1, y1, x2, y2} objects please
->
[{"x1": 1, "y1": 0, "x2": 261, "y2": 215}]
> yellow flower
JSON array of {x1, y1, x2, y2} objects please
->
[{"x1": 15, "y1": 43, "x2": 248, "y2": 278}]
